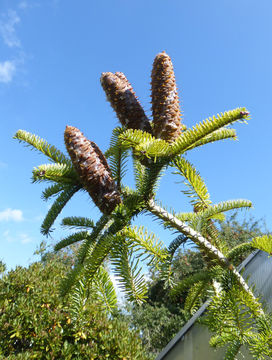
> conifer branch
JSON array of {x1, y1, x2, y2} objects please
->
[
  {"x1": 168, "y1": 234, "x2": 188, "y2": 255},
  {"x1": 251, "y1": 234, "x2": 272, "y2": 254},
  {"x1": 60, "y1": 199, "x2": 143, "y2": 298},
  {"x1": 169, "y1": 108, "x2": 249, "y2": 156},
  {"x1": 148, "y1": 199, "x2": 231, "y2": 266},
  {"x1": 91, "y1": 266, "x2": 118, "y2": 314},
  {"x1": 133, "y1": 157, "x2": 146, "y2": 190},
  {"x1": 41, "y1": 185, "x2": 80, "y2": 235},
  {"x1": 138, "y1": 162, "x2": 166, "y2": 200},
  {"x1": 32, "y1": 163, "x2": 79, "y2": 184},
  {"x1": 223, "y1": 341, "x2": 242, "y2": 360},
  {"x1": 61, "y1": 216, "x2": 95, "y2": 230},
  {"x1": 172, "y1": 157, "x2": 211, "y2": 207},
  {"x1": 186, "y1": 128, "x2": 237, "y2": 150},
  {"x1": 106, "y1": 127, "x2": 129, "y2": 191},
  {"x1": 226, "y1": 243, "x2": 255, "y2": 263},
  {"x1": 14, "y1": 130, "x2": 72, "y2": 165},
  {"x1": 119, "y1": 109, "x2": 248, "y2": 160},
  {"x1": 111, "y1": 243, "x2": 147, "y2": 304},
  {"x1": 120, "y1": 225, "x2": 168, "y2": 266},
  {"x1": 170, "y1": 271, "x2": 211, "y2": 300},
  {"x1": 158, "y1": 257, "x2": 176, "y2": 289},
  {"x1": 147, "y1": 199, "x2": 264, "y2": 314},
  {"x1": 54, "y1": 231, "x2": 91, "y2": 251},
  {"x1": 199, "y1": 200, "x2": 252, "y2": 219},
  {"x1": 184, "y1": 281, "x2": 208, "y2": 315},
  {"x1": 41, "y1": 183, "x2": 67, "y2": 201},
  {"x1": 60, "y1": 214, "x2": 111, "y2": 297}
]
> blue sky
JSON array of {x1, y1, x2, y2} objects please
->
[{"x1": 1, "y1": 0, "x2": 272, "y2": 270}]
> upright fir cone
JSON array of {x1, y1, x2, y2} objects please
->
[
  {"x1": 100, "y1": 72, "x2": 152, "y2": 134},
  {"x1": 64, "y1": 126, "x2": 122, "y2": 215},
  {"x1": 151, "y1": 51, "x2": 183, "y2": 142}
]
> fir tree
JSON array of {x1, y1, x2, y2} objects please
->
[{"x1": 15, "y1": 51, "x2": 272, "y2": 359}]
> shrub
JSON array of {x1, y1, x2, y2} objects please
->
[{"x1": 0, "y1": 254, "x2": 151, "y2": 359}]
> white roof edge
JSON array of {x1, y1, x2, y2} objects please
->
[{"x1": 155, "y1": 250, "x2": 260, "y2": 360}]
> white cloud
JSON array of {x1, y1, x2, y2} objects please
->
[
  {"x1": 0, "y1": 208, "x2": 23, "y2": 222},
  {"x1": 2, "y1": 230, "x2": 32, "y2": 244},
  {"x1": 2, "y1": 230, "x2": 13, "y2": 243},
  {"x1": 18, "y1": 1, "x2": 28, "y2": 9},
  {"x1": 20, "y1": 233, "x2": 32, "y2": 244},
  {"x1": 0, "y1": 10, "x2": 21, "y2": 48},
  {"x1": 18, "y1": 2, "x2": 39, "y2": 10},
  {"x1": 0, "y1": 61, "x2": 16, "y2": 83}
]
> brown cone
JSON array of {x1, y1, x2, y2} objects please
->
[
  {"x1": 151, "y1": 51, "x2": 182, "y2": 142},
  {"x1": 100, "y1": 72, "x2": 152, "y2": 134},
  {"x1": 64, "y1": 126, "x2": 122, "y2": 215}
]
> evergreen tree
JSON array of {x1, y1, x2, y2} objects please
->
[{"x1": 15, "y1": 51, "x2": 272, "y2": 358}]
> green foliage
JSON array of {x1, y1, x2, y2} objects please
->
[
  {"x1": 41, "y1": 185, "x2": 80, "y2": 235},
  {"x1": 105, "y1": 127, "x2": 130, "y2": 190},
  {"x1": 201, "y1": 279, "x2": 272, "y2": 359},
  {"x1": 219, "y1": 212, "x2": 265, "y2": 250},
  {"x1": 222, "y1": 340, "x2": 242, "y2": 360},
  {"x1": 92, "y1": 266, "x2": 118, "y2": 314},
  {"x1": 183, "y1": 280, "x2": 207, "y2": 315},
  {"x1": 251, "y1": 234, "x2": 272, "y2": 254},
  {"x1": 168, "y1": 234, "x2": 188, "y2": 255},
  {"x1": 54, "y1": 231, "x2": 91, "y2": 251},
  {"x1": 14, "y1": 130, "x2": 72, "y2": 166},
  {"x1": 137, "y1": 161, "x2": 166, "y2": 200},
  {"x1": 119, "y1": 108, "x2": 249, "y2": 160},
  {"x1": 32, "y1": 163, "x2": 79, "y2": 185},
  {"x1": 170, "y1": 270, "x2": 211, "y2": 301},
  {"x1": 151, "y1": 235, "x2": 188, "y2": 291},
  {"x1": 68, "y1": 264, "x2": 118, "y2": 318},
  {"x1": 41, "y1": 183, "x2": 67, "y2": 201},
  {"x1": 119, "y1": 129, "x2": 168, "y2": 160},
  {"x1": 172, "y1": 156, "x2": 211, "y2": 207},
  {"x1": 16, "y1": 74, "x2": 270, "y2": 360},
  {"x1": 141, "y1": 212, "x2": 268, "y2": 356},
  {"x1": 0, "y1": 260, "x2": 6, "y2": 273},
  {"x1": 186, "y1": 127, "x2": 237, "y2": 150},
  {"x1": 226, "y1": 242, "x2": 255, "y2": 264},
  {"x1": 0, "y1": 253, "x2": 150, "y2": 360},
  {"x1": 125, "y1": 303, "x2": 186, "y2": 358},
  {"x1": 59, "y1": 214, "x2": 111, "y2": 297},
  {"x1": 121, "y1": 225, "x2": 168, "y2": 266},
  {"x1": 199, "y1": 199, "x2": 252, "y2": 221},
  {"x1": 111, "y1": 243, "x2": 148, "y2": 304},
  {"x1": 61, "y1": 216, "x2": 95, "y2": 230},
  {"x1": 169, "y1": 108, "x2": 249, "y2": 156},
  {"x1": 14, "y1": 102, "x2": 252, "y2": 311}
]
